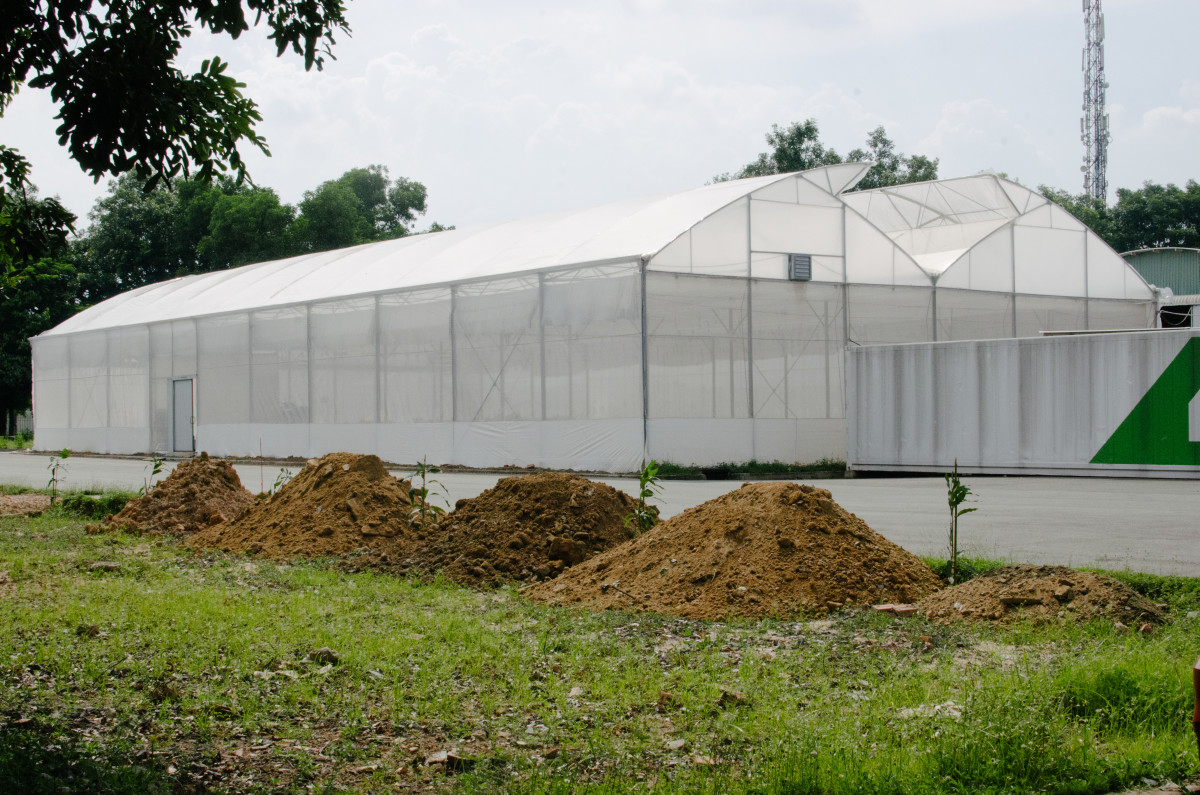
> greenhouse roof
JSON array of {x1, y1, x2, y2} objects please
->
[
  {"x1": 50, "y1": 165, "x2": 869, "y2": 336},
  {"x1": 45, "y1": 163, "x2": 1150, "y2": 337}
]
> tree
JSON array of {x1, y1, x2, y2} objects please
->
[
  {"x1": 0, "y1": 1, "x2": 350, "y2": 193},
  {"x1": 717, "y1": 120, "x2": 939, "y2": 189},
  {"x1": 1041, "y1": 180, "x2": 1200, "y2": 253},
  {"x1": 293, "y1": 166, "x2": 428, "y2": 253},
  {"x1": 1111, "y1": 181, "x2": 1200, "y2": 251},
  {"x1": 74, "y1": 174, "x2": 181, "y2": 303},
  {"x1": 0, "y1": 188, "x2": 78, "y2": 432},
  {"x1": 1038, "y1": 186, "x2": 1117, "y2": 247},
  {"x1": 847, "y1": 127, "x2": 940, "y2": 190},
  {"x1": 294, "y1": 180, "x2": 361, "y2": 252},
  {"x1": 196, "y1": 187, "x2": 296, "y2": 270}
]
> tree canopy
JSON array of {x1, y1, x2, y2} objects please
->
[
  {"x1": 0, "y1": 0, "x2": 350, "y2": 192},
  {"x1": 716, "y1": 120, "x2": 939, "y2": 189},
  {"x1": 0, "y1": 186, "x2": 78, "y2": 428},
  {"x1": 1041, "y1": 180, "x2": 1200, "y2": 253},
  {"x1": 73, "y1": 165, "x2": 434, "y2": 304}
]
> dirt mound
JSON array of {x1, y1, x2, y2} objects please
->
[
  {"x1": 919, "y1": 565, "x2": 1165, "y2": 625},
  {"x1": 524, "y1": 481, "x2": 941, "y2": 619},
  {"x1": 0, "y1": 494, "x2": 51, "y2": 517},
  {"x1": 187, "y1": 453, "x2": 416, "y2": 562},
  {"x1": 107, "y1": 453, "x2": 256, "y2": 535},
  {"x1": 405, "y1": 473, "x2": 640, "y2": 586}
]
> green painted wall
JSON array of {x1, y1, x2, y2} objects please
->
[
  {"x1": 1092, "y1": 336, "x2": 1200, "y2": 466},
  {"x1": 1124, "y1": 248, "x2": 1200, "y2": 295}
]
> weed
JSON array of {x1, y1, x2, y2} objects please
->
[
  {"x1": 269, "y1": 467, "x2": 295, "y2": 496},
  {"x1": 0, "y1": 432, "x2": 32, "y2": 450},
  {"x1": 943, "y1": 459, "x2": 976, "y2": 585},
  {"x1": 624, "y1": 459, "x2": 661, "y2": 535},
  {"x1": 408, "y1": 456, "x2": 448, "y2": 527},
  {"x1": 58, "y1": 490, "x2": 136, "y2": 519},
  {"x1": 45, "y1": 448, "x2": 70, "y2": 506},
  {"x1": 137, "y1": 456, "x2": 164, "y2": 497}
]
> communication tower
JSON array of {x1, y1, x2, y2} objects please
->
[{"x1": 1082, "y1": 0, "x2": 1111, "y2": 202}]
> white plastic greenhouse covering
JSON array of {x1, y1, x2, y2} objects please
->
[{"x1": 31, "y1": 165, "x2": 1156, "y2": 471}]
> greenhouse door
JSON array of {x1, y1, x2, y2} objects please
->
[{"x1": 172, "y1": 379, "x2": 195, "y2": 453}]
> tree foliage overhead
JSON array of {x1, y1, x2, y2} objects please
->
[
  {"x1": 0, "y1": 186, "x2": 78, "y2": 424},
  {"x1": 1041, "y1": 180, "x2": 1200, "y2": 253},
  {"x1": 73, "y1": 164, "x2": 433, "y2": 303},
  {"x1": 716, "y1": 119, "x2": 939, "y2": 189},
  {"x1": 0, "y1": 0, "x2": 351, "y2": 192}
]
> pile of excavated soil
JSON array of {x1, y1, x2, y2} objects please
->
[
  {"x1": 107, "y1": 453, "x2": 256, "y2": 535},
  {"x1": 524, "y1": 481, "x2": 942, "y2": 619},
  {"x1": 188, "y1": 453, "x2": 415, "y2": 562},
  {"x1": 0, "y1": 494, "x2": 51, "y2": 517},
  {"x1": 919, "y1": 564, "x2": 1166, "y2": 625},
  {"x1": 404, "y1": 473, "x2": 641, "y2": 586}
]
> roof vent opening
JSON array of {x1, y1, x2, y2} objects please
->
[{"x1": 788, "y1": 254, "x2": 812, "y2": 281}]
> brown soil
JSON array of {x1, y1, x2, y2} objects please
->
[
  {"x1": 523, "y1": 481, "x2": 942, "y2": 620},
  {"x1": 919, "y1": 564, "x2": 1166, "y2": 625},
  {"x1": 107, "y1": 453, "x2": 256, "y2": 535},
  {"x1": 403, "y1": 473, "x2": 640, "y2": 586},
  {"x1": 0, "y1": 494, "x2": 51, "y2": 517},
  {"x1": 187, "y1": 453, "x2": 416, "y2": 562}
]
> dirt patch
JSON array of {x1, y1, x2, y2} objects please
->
[
  {"x1": 919, "y1": 565, "x2": 1166, "y2": 625},
  {"x1": 404, "y1": 473, "x2": 640, "y2": 586},
  {"x1": 523, "y1": 481, "x2": 942, "y2": 620},
  {"x1": 0, "y1": 494, "x2": 51, "y2": 517},
  {"x1": 105, "y1": 453, "x2": 256, "y2": 535},
  {"x1": 187, "y1": 453, "x2": 415, "y2": 562}
]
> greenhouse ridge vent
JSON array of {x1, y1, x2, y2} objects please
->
[{"x1": 32, "y1": 165, "x2": 1155, "y2": 471}]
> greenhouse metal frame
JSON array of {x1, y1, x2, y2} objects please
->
[{"x1": 32, "y1": 165, "x2": 1155, "y2": 471}]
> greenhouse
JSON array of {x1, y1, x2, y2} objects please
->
[{"x1": 31, "y1": 164, "x2": 1156, "y2": 471}]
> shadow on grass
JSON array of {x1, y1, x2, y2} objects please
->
[{"x1": 0, "y1": 718, "x2": 176, "y2": 794}]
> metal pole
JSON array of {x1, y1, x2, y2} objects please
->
[{"x1": 640, "y1": 259, "x2": 650, "y2": 461}]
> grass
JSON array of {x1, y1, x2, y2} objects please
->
[
  {"x1": 0, "y1": 496, "x2": 1198, "y2": 793},
  {"x1": 0, "y1": 434, "x2": 32, "y2": 450}
]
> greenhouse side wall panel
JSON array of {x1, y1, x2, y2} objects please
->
[{"x1": 847, "y1": 330, "x2": 1200, "y2": 477}]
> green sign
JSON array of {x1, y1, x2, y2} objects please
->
[{"x1": 1091, "y1": 337, "x2": 1200, "y2": 466}]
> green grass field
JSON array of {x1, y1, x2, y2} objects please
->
[{"x1": 1, "y1": 500, "x2": 1198, "y2": 794}]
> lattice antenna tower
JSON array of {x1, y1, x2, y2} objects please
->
[{"x1": 1081, "y1": 0, "x2": 1111, "y2": 203}]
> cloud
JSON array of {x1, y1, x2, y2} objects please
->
[{"x1": 918, "y1": 99, "x2": 1052, "y2": 180}]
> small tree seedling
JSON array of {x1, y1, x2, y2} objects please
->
[
  {"x1": 46, "y1": 448, "x2": 71, "y2": 506},
  {"x1": 409, "y1": 457, "x2": 448, "y2": 527},
  {"x1": 944, "y1": 458, "x2": 977, "y2": 585},
  {"x1": 624, "y1": 459, "x2": 662, "y2": 535}
]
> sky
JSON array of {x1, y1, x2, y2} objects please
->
[{"x1": 2, "y1": 0, "x2": 1198, "y2": 232}]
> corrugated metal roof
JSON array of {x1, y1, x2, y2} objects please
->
[{"x1": 1123, "y1": 248, "x2": 1200, "y2": 295}]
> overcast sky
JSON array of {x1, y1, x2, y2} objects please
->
[{"x1": 2, "y1": 0, "x2": 1197, "y2": 231}]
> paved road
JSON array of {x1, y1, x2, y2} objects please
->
[{"x1": 2, "y1": 450, "x2": 1197, "y2": 576}]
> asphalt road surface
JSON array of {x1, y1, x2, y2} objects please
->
[{"x1": 2, "y1": 450, "x2": 1196, "y2": 576}]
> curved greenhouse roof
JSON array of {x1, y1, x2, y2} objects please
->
[{"x1": 46, "y1": 164, "x2": 1150, "y2": 337}]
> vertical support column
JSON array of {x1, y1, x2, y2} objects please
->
[
  {"x1": 449, "y1": 285, "x2": 458, "y2": 423},
  {"x1": 931, "y1": 285, "x2": 939, "y2": 342},
  {"x1": 374, "y1": 295, "x2": 382, "y2": 425},
  {"x1": 1082, "y1": 230, "x2": 1091, "y2": 329},
  {"x1": 1010, "y1": 222, "x2": 1019, "y2": 338},
  {"x1": 640, "y1": 259, "x2": 650, "y2": 461},
  {"x1": 841, "y1": 206, "x2": 851, "y2": 344},
  {"x1": 247, "y1": 313, "x2": 255, "y2": 425},
  {"x1": 538, "y1": 272, "x2": 547, "y2": 421},
  {"x1": 745, "y1": 198, "x2": 757, "y2": 462},
  {"x1": 66, "y1": 334, "x2": 73, "y2": 431},
  {"x1": 104, "y1": 330, "x2": 112, "y2": 441},
  {"x1": 305, "y1": 305, "x2": 313, "y2": 428}
]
